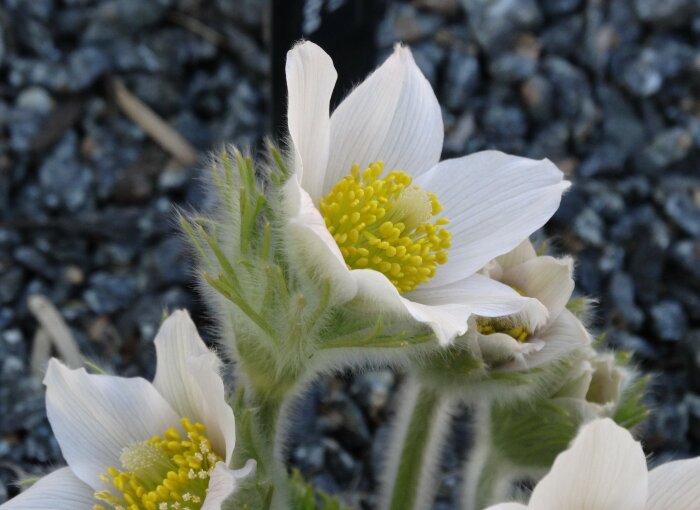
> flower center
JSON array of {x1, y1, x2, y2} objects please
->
[
  {"x1": 476, "y1": 286, "x2": 531, "y2": 342},
  {"x1": 476, "y1": 319, "x2": 531, "y2": 342},
  {"x1": 93, "y1": 418, "x2": 222, "y2": 510},
  {"x1": 319, "y1": 162, "x2": 451, "y2": 293}
]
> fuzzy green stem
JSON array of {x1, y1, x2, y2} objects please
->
[
  {"x1": 380, "y1": 379, "x2": 451, "y2": 510},
  {"x1": 461, "y1": 446, "x2": 509, "y2": 510},
  {"x1": 240, "y1": 389, "x2": 292, "y2": 510},
  {"x1": 461, "y1": 406, "x2": 512, "y2": 510}
]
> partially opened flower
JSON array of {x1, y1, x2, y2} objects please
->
[
  {"x1": 284, "y1": 41, "x2": 570, "y2": 345},
  {"x1": 552, "y1": 349, "x2": 630, "y2": 420},
  {"x1": 485, "y1": 418, "x2": 700, "y2": 510},
  {"x1": 1, "y1": 310, "x2": 254, "y2": 510},
  {"x1": 471, "y1": 240, "x2": 589, "y2": 369}
]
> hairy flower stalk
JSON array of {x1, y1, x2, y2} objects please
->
[{"x1": 379, "y1": 379, "x2": 453, "y2": 510}]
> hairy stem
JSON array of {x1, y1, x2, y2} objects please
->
[
  {"x1": 380, "y1": 378, "x2": 452, "y2": 510},
  {"x1": 241, "y1": 389, "x2": 292, "y2": 510},
  {"x1": 461, "y1": 406, "x2": 511, "y2": 510}
]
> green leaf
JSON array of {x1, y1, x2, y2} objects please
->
[
  {"x1": 613, "y1": 374, "x2": 650, "y2": 429},
  {"x1": 289, "y1": 470, "x2": 349, "y2": 510},
  {"x1": 490, "y1": 399, "x2": 581, "y2": 468}
]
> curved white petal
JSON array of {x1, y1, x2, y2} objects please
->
[
  {"x1": 496, "y1": 239, "x2": 537, "y2": 269},
  {"x1": 408, "y1": 273, "x2": 549, "y2": 344},
  {"x1": 484, "y1": 504, "x2": 528, "y2": 510},
  {"x1": 201, "y1": 460, "x2": 256, "y2": 510},
  {"x1": 153, "y1": 310, "x2": 210, "y2": 418},
  {"x1": 400, "y1": 297, "x2": 475, "y2": 347},
  {"x1": 153, "y1": 310, "x2": 237, "y2": 464},
  {"x1": 286, "y1": 41, "x2": 337, "y2": 201},
  {"x1": 586, "y1": 354, "x2": 625, "y2": 406},
  {"x1": 44, "y1": 359, "x2": 180, "y2": 491},
  {"x1": 284, "y1": 178, "x2": 357, "y2": 303},
  {"x1": 477, "y1": 331, "x2": 543, "y2": 367},
  {"x1": 0, "y1": 468, "x2": 95, "y2": 510},
  {"x1": 529, "y1": 419, "x2": 648, "y2": 510},
  {"x1": 502, "y1": 256, "x2": 574, "y2": 322},
  {"x1": 415, "y1": 151, "x2": 569, "y2": 287},
  {"x1": 186, "y1": 353, "x2": 237, "y2": 464},
  {"x1": 521, "y1": 309, "x2": 591, "y2": 369},
  {"x1": 325, "y1": 44, "x2": 443, "y2": 193},
  {"x1": 647, "y1": 457, "x2": 700, "y2": 510},
  {"x1": 349, "y1": 271, "x2": 546, "y2": 346}
]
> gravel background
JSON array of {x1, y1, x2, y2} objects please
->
[{"x1": 1, "y1": 0, "x2": 699, "y2": 508}]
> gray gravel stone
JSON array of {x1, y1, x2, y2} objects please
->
[{"x1": 651, "y1": 300, "x2": 689, "y2": 342}]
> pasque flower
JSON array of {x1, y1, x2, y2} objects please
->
[
  {"x1": 1, "y1": 310, "x2": 254, "y2": 510},
  {"x1": 485, "y1": 418, "x2": 700, "y2": 510},
  {"x1": 471, "y1": 240, "x2": 589, "y2": 369},
  {"x1": 284, "y1": 41, "x2": 570, "y2": 345}
]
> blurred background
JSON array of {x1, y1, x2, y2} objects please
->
[{"x1": 0, "y1": 0, "x2": 699, "y2": 507}]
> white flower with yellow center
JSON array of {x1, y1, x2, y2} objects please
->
[
  {"x1": 284, "y1": 41, "x2": 570, "y2": 345},
  {"x1": 0, "y1": 310, "x2": 254, "y2": 510},
  {"x1": 472, "y1": 240, "x2": 589, "y2": 368},
  {"x1": 485, "y1": 418, "x2": 700, "y2": 510}
]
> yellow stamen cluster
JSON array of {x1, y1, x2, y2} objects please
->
[
  {"x1": 93, "y1": 418, "x2": 222, "y2": 510},
  {"x1": 477, "y1": 320, "x2": 531, "y2": 342},
  {"x1": 320, "y1": 162, "x2": 451, "y2": 293}
]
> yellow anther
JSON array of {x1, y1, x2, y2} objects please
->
[
  {"x1": 320, "y1": 162, "x2": 451, "y2": 293},
  {"x1": 477, "y1": 318, "x2": 531, "y2": 343}
]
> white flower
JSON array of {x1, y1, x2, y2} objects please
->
[
  {"x1": 1, "y1": 310, "x2": 254, "y2": 510},
  {"x1": 485, "y1": 418, "x2": 700, "y2": 510},
  {"x1": 471, "y1": 240, "x2": 590, "y2": 369},
  {"x1": 284, "y1": 41, "x2": 570, "y2": 345}
]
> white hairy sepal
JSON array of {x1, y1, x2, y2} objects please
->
[{"x1": 378, "y1": 377, "x2": 454, "y2": 510}]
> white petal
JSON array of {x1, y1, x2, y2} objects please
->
[
  {"x1": 201, "y1": 460, "x2": 256, "y2": 510},
  {"x1": 484, "y1": 504, "x2": 529, "y2": 510},
  {"x1": 350, "y1": 272, "x2": 546, "y2": 346},
  {"x1": 408, "y1": 273, "x2": 549, "y2": 344},
  {"x1": 529, "y1": 419, "x2": 648, "y2": 510},
  {"x1": 153, "y1": 310, "x2": 237, "y2": 464},
  {"x1": 400, "y1": 297, "x2": 475, "y2": 346},
  {"x1": 496, "y1": 239, "x2": 537, "y2": 269},
  {"x1": 186, "y1": 353, "x2": 237, "y2": 464},
  {"x1": 502, "y1": 256, "x2": 574, "y2": 321},
  {"x1": 647, "y1": 457, "x2": 700, "y2": 510},
  {"x1": 286, "y1": 41, "x2": 337, "y2": 201},
  {"x1": 284, "y1": 178, "x2": 357, "y2": 303},
  {"x1": 153, "y1": 310, "x2": 210, "y2": 417},
  {"x1": 44, "y1": 359, "x2": 180, "y2": 490},
  {"x1": 0, "y1": 468, "x2": 95, "y2": 510},
  {"x1": 522, "y1": 309, "x2": 591, "y2": 369},
  {"x1": 477, "y1": 331, "x2": 543, "y2": 367},
  {"x1": 415, "y1": 151, "x2": 569, "y2": 287},
  {"x1": 325, "y1": 44, "x2": 443, "y2": 192}
]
